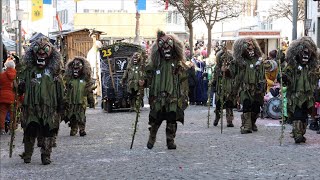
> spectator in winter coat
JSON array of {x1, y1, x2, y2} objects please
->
[{"x1": 0, "y1": 57, "x2": 16, "y2": 134}]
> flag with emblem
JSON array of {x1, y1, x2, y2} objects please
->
[{"x1": 32, "y1": 0, "x2": 43, "y2": 21}]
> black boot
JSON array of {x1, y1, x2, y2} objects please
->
[
  {"x1": 20, "y1": 136, "x2": 35, "y2": 163},
  {"x1": 213, "y1": 109, "x2": 220, "y2": 126},
  {"x1": 292, "y1": 120, "x2": 306, "y2": 144},
  {"x1": 166, "y1": 123, "x2": 177, "y2": 150},
  {"x1": 251, "y1": 113, "x2": 259, "y2": 132},
  {"x1": 226, "y1": 108, "x2": 234, "y2": 127},
  {"x1": 41, "y1": 154, "x2": 51, "y2": 165},
  {"x1": 240, "y1": 112, "x2": 252, "y2": 134},
  {"x1": 79, "y1": 130, "x2": 87, "y2": 137},
  {"x1": 147, "y1": 123, "x2": 160, "y2": 149}
]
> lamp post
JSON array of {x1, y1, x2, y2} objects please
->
[
  {"x1": 13, "y1": 20, "x2": 18, "y2": 53},
  {"x1": 292, "y1": 0, "x2": 298, "y2": 40},
  {"x1": 133, "y1": 0, "x2": 140, "y2": 44},
  {"x1": 16, "y1": 9, "x2": 23, "y2": 58}
]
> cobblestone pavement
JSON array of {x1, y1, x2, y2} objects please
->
[{"x1": 1, "y1": 104, "x2": 320, "y2": 180}]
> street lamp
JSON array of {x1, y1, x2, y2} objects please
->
[
  {"x1": 16, "y1": 9, "x2": 23, "y2": 58},
  {"x1": 13, "y1": 20, "x2": 19, "y2": 53}
]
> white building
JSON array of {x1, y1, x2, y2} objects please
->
[
  {"x1": 56, "y1": 0, "x2": 187, "y2": 39},
  {"x1": 193, "y1": 0, "x2": 304, "y2": 53},
  {"x1": 2, "y1": 0, "x2": 58, "y2": 39},
  {"x1": 307, "y1": 0, "x2": 320, "y2": 47}
]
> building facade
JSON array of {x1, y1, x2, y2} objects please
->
[{"x1": 307, "y1": 0, "x2": 320, "y2": 47}]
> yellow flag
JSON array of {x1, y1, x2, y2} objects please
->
[{"x1": 31, "y1": 0, "x2": 43, "y2": 21}]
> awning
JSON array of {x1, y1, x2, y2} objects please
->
[{"x1": 2, "y1": 37, "x2": 16, "y2": 52}]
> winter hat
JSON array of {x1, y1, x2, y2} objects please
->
[{"x1": 4, "y1": 57, "x2": 15, "y2": 69}]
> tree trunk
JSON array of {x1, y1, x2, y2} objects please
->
[
  {"x1": 188, "y1": 22, "x2": 194, "y2": 58},
  {"x1": 207, "y1": 24, "x2": 212, "y2": 57}
]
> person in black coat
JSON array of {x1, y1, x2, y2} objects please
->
[{"x1": 186, "y1": 61, "x2": 197, "y2": 105}]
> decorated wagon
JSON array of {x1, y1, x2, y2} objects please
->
[{"x1": 100, "y1": 42, "x2": 146, "y2": 112}]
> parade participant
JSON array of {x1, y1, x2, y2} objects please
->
[
  {"x1": 121, "y1": 52, "x2": 145, "y2": 111},
  {"x1": 0, "y1": 57, "x2": 16, "y2": 135},
  {"x1": 64, "y1": 56, "x2": 95, "y2": 136},
  {"x1": 86, "y1": 31, "x2": 102, "y2": 104},
  {"x1": 18, "y1": 37, "x2": 64, "y2": 165},
  {"x1": 211, "y1": 46, "x2": 236, "y2": 127},
  {"x1": 145, "y1": 30, "x2": 188, "y2": 149},
  {"x1": 264, "y1": 50, "x2": 278, "y2": 93},
  {"x1": 282, "y1": 37, "x2": 320, "y2": 143},
  {"x1": 233, "y1": 37, "x2": 265, "y2": 134}
]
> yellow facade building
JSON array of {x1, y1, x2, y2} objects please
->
[{"x1": 73, "y1": 12, "x2": 167, "y2": 41}]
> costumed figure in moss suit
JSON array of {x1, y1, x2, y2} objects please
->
[
  {"x1": 145, "y1": 30, "x2": 188, "y2": 149},
  {"x1": 121, "y1": 52, "x2": 145, "y2": 111},
  {"x1": 211, "y1": 46, "x2": 236, "y2": 127},
  {"x1": 64, "y1": 56, "x2": 95, "y2": 136},
  {"x1": 233, "y1": 37, "x2": 265, "y2": 134},
  {"x1": 282, "y1": 37, "x2": 320, "y2": 143},
  {"x1": 19, "y1": 37, "x2": 64, "y2": 165}
]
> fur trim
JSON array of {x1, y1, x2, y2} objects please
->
[
  {"x1": 23, "y1": 38, "x2": 63, "y2": 76},
  {"x1": 286, "y1": 36, "x2": 319, "y2": 69},
  {"x1": 149, "y1": 32, "x2": 186, "y2": 67},
  {"x1": 65, "y1": 56, "x2": 92, "y2": 83},
  {"x1": 157, "y1": 30, "x2": 166, "y2": 39},
  {"x1": 216, "y1": 50, "x2": 233, "y2": 66},
  {"x1": 4, "y1": 59, "x2": 15, "y2": 68},
  {"x1": 232, "y1": 37, "x2": 262, "y2": 66}
]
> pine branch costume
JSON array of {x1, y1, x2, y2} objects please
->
[
  {"x1": 19, "y1": 37, "x2": 64, "y2": 165},
  {"x1": 64, "y1": 56, "x2": 94, "y2": 136},
  {"x1": 212, "y1": 49, "x2": 236, "y2": 127},
  {"x1": 283, "y1": 37, "x2": 320, "y2": 143},
  {"x1": 233, "y1": 37, "x2": 265, "y2": 134},
  {"x1": 121, "y1": 52, "x2": 146, "y2": 111},
  {"x1": 145, "y1": 30, "x2": 188, "y2": 149}
]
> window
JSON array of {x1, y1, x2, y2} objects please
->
[
  {"x1": 57, "y1": 10, "x2": 68, "y2": 24},
  {"x1": 167, "y1": 12, "x2": 172, "y2": 23}
]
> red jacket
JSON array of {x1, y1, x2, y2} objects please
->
[{"x1": 0, "y1": 68, "x2": 16, "y2": 104}]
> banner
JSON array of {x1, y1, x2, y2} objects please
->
[
  {"x1": 137, "y1": 0, "x2": 146, "y2": 11},
  {"x1": 32, "y1": 0, "x2": 43, "y2": 21},
  {"x1": 165, "y1": 0, "x2": 169, "y2": 10},
  {"x1": 56, "y1": 12, "x2": 63, "y2": 31},
  {"x1": 43, "y1": 0, "x2": 52, "y2": 4}
]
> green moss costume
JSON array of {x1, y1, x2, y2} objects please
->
[
  {"x1": 282, "y1": 37, "x2": 320, "y2": 143},
  {"x1": 233, "y1": 37, "x2": 265, "y2": 134},
  {"x1": 212, "y1": 49, "x2": 236, "y2": 127},
  {"x1": 19, "y1": 37, "x2": 64, "y2": 165},
  {"x1": 64, "y1": 56, "x2": 94, "y2": 136},
  {"x1": 121, "y1": 52, "x2": 146, "y2": 111},
  {"x1": 146, "y1": 31, "x2": 188, "y2": 150}
]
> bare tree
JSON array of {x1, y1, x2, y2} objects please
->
[
  {"x1": 196, "y1": 0, "x2": 243, "y2": 56},
  {"x1": 268, "y1": 0, "x2": 304, "y2": 22},
  {"x1": 157, "y1": 0, "x2": 201, "y2": 56}
]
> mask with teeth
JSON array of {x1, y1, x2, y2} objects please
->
[
  {"x1": 242, "y1": 39, "x2": 255, "y2": 59},
  {"x1": 72, "y1": 59, "x2": 84, "y2": 78},
  {"x1": 132, "y1": 52, "x2": 141, "y2": 65},
  {"x1": 32, "y1": 37, "x2": 53, "y2": 68},
  {"x1": 298, "y1": 47, "x2": 310, "y2": 65},
  {"x1": 157, "y1": 35, "x2": 174, "y2": 60}
]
